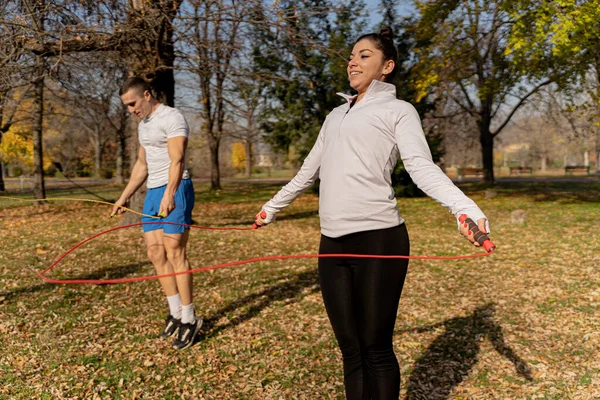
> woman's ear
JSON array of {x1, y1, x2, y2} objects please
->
[{"x1": 383, "y1": 59, "x2": 395, "y2": 76}]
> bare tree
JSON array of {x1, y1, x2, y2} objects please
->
[
  {"x1": 118, "y1": 0, "x2": 182, "y2": 223},
  {"x1": 23, "y1": 0, "x2": 49, "y2": 200},
  {"x1": 177, "y1": 0, "x2": 255, "y2": 190},
  {"x1": 225, "y1": 73, "x2": 268, "y2": 177},
  {"x1": 542, "y1": 85, "x2": 600, "y2": 171},
  {"x1": 408, "y1": 0, "x2": 554, "y2": 183},
  {"x1": 177, "y1": 0, "x2": 350, "y2": 188},
  {"x1": 426, "y1": 98, "x2": 481, "y2": 170},
  {"x1": 53, "y1": 54, "x2": 129, "y2": 178},
  {"x1": 5, "y1": 0, "x2": 182, "y2": 218},
  {"x1": 0, "y1": 19, "x2": 28, "y2": 191}
]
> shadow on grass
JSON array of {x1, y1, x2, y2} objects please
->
[
  {"x1": 196, "y1": 268, "x2": 320, "y2": 343},
  {"x1": 0, "y1": 206, "x2": 58, "y2": 219},
  {"x1": 404, "y1": 303, "x2": 532, "y2": 400},
  {"x1": 0, "y1": 261, "x2": 150, "y2": 302}
]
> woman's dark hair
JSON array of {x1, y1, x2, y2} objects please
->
[
  {"x1": 119, "y1": 76, "x2": 153, "y2": 97},
  {"x1": 355, "y1": 26, "x2": 398, "y2": 82}
]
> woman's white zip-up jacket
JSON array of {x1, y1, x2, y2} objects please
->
[{"x1": 262, "y1": 80, "x2": 487, "y2": 238}]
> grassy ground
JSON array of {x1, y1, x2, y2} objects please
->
[{"x1": 1, "y1": 181, "x2": 600, "y2": 399}]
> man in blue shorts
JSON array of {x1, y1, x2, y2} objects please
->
[{"x1": 112, "y1": 77, "x2": 201, "y2": 350}]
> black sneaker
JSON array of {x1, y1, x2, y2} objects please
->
[
  {"x1": 160, "y1": 315, "x2": 181, "y2": 339},
  {"x1": 172, "y1": 316, "x2": 203, "y2": 350}
]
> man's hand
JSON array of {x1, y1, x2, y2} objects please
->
[
  {"x1": 110, "y1": 197, "x2": 128, "y2": 217},
  {"x1": 159, "y1": 194, "x2": 176, "y2": 218}
]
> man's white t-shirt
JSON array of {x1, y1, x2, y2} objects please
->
[{"x1": 138, "y1": 104, "x2": 190, "y2": 189}]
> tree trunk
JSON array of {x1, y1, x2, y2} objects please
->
[
  {"x1": 596, "y1": 123, "x2": 600, "y2": 174},
  {"x1": 478, "y1": 115, "x2": 495, "y2": 184},
  {"x1": 120, "y1": 0, "x2": 179, "y2": 224},
  {"x1": 0, "y1": 163, "x2": 5, "y2": 192},
  {"x1": 115, "y1": 134, "x2": 126, "y2": 185},
  {"x1": 478, "y1": 98, "x2": 495, "y2": 184},
  {"x1": 152, "y1": 56, "x2": 175, "y2": 108},
  {"x1": 541, "y1": 156, "x2": 547, "y2": 172},
  {"x1": 94, "y1": 132, "x2": 102, "y2": 178},
  {"x1": 122, "y1": 116, "x2": 145, "y2": 225},
  {"x1": 32, "y1": 54, "x2": 46, "y2": 201},
  {"x1": 245, "y1": 139, "x2": 252, "y2": 177},
  {"x1": 114, "y1": 103, "x2": 128, "y2": 184},
  {"x1": 0, "y1": 95, "x2": 5, "y2": 191},
  {"x1": 0, "y1": 131, "x2": 4, "y2": 192},
  {"x1": 209, "y1": 138, "x2": 221, "y2": 190},
  {"x1": 480, "y1": 131, "x2": 494, "y2": 184}
]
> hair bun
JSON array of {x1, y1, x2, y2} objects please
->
[{"x1": 379, "y1": 26, "x2": 394, "y2": 40}]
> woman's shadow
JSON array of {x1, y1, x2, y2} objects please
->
[{"x1": 404, "y1": 303, "x2": 532, "y2": 400}]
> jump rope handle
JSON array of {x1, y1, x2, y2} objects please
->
[
  {"x1": 458, "y1": 214, "x2": 496, "y2": 253},
  {"x1": 253, "y1": 211, "x2": 267, "y2": 229}
]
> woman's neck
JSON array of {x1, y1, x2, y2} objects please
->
[{"x1": 355, "y1": 92, "x2": 366, "y2": 104}]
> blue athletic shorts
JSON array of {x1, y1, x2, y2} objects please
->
[{"x1": 142, "y1": 179, "x2": 195, "y2": 234}]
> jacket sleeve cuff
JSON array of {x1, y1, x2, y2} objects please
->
[{"x1": 261, "y1": 203, "x2": 278, "y2": 224}]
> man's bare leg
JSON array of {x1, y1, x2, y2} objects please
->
[
  {"x1": 163, "y1": 230, "x2": 192, "y2": 306},
  {"x1": 144, "y1": 229, "x2": 184, "y2": 339},
  {"x1": 163, "y1": 229, "x2": 201, "y2": 350},
  {"x1": 144, "y1": 229, "x2": 178, "y2": 296}
]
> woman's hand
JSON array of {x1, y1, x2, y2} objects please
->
[
  {"x1": 253, "y1": 210, "x2": 273, "y2": 228},
  {"x1": 459, "y1": 217, "x2": 488, "y2": 247}
]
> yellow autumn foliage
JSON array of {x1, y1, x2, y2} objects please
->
[
  {"x1": 0, "y1": 128, "x2": 54, "y2": 174},
  {"x1": 0, "y1": 129, "x2": 33, "y2": 172},
  {"x1": 231, "y1": 142, "x2": 247, "y2": 169}
]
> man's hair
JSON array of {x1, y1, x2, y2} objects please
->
[{"x1": 119, "y1": 77, "x2": 153, "y2": 97}]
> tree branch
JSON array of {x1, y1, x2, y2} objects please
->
[{"x1": 491, "y1": 79, "x2": 553, "y2": 137}]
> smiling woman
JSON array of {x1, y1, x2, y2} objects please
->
[
  {"x1": 253, "y1": 27, "x2": 492, "y2": 400},
  {"x1": 348, "y1": 27, "x2": 398, "y2": 101}
]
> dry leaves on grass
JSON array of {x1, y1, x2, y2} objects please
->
[{"x1": 1, "y1": 182, "x2": 600, "y2": 399}]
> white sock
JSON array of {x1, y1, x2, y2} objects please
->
[
  {"x1": 167, "y1": 294, "x2": 182, "y2": 319},
  {"x1": 181, "y1": 303, "x2": 195, "y2": 324}
]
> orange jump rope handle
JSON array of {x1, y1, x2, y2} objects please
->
[
  {"x1": 458, "y1": 214, "x2": 496, "y2": 253},
  {"x1": 253, "y1": 211, "x2": 267, "y2": 229}
]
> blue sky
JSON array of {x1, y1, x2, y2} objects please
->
[{"x1": 363, "y1": 0, "x2": 416, "y2": 27}]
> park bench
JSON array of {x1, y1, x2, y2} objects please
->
[
  {"x1": 565, "y1": 165, "x2": 590, "y2": 175},
  {"x1": 509, "y1": 166, "x2": 533, "y2": 176},
  {"x1": 457, "y1": 167, "x2": 484, "y2": 181}
]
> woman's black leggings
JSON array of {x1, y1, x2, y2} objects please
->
[{"x1": 318, "y1": 224, "x2": 410, "y2": 400}]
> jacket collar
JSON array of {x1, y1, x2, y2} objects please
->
[{"x1": 336, "y1": 80, "x2": 397, "y2": 104}]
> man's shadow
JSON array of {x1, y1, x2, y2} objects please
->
[
  {"x1": 0, "y1": 262, "x2": 149, "y2": 302},
  {"x1": 195, "y1": 268, "x2": 320, "y2": 343},
  {"x1": 404, "y1": 303, "x2": 532, "y2": 400}
]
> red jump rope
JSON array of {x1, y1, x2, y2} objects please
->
[{"x1": 30, "y1": 211, "x2": 496, "y2": 285}]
